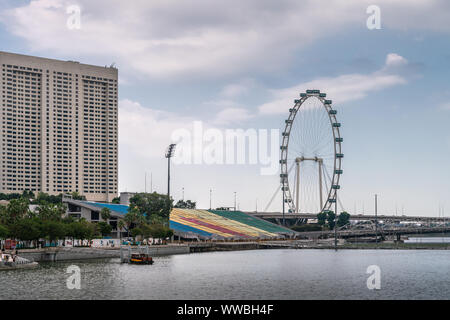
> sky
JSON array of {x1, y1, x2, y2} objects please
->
[{"x1": 0, "y1": 0, "x2": 449, "y2": 216}]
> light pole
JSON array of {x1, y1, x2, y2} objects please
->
[
  {"x1": 334, "y1": 191, "x2": 338, "y2": 251},
  {"x1": 182, "y1": 187, "x2": 185, "y2": 201},
  {"x1": 234, "y1": 192, "x2": 237, "y2": 211},
  {"x1": 375, "y1": 194, "x2": 378, "y2": 245},
  {"x1": 165, "y1": 144, "x2": 176, "y2": 199},
  {"x1": 209, "y1": 189, "x2": 212, "y2": 210},
  {"x1": 282, "y1": 187, "x2": 285, "y2": 226}
]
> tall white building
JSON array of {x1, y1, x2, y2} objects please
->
[{"x1": 0, "y1": 51, "x2": 118, "y2": 202}]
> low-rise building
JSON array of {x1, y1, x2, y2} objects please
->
[{"x1": 64, "y1": 198, "x2": 128, "y2": 238}]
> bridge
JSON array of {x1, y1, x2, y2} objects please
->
[
  {"x1": 246, "y1": 212, "x2": 449, "y2": 223},
  {"x1": 294, "y1": 226, "x2": 450, "y2": 239}
]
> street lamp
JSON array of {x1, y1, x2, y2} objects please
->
[
  {"x1": 209, "y1": 189, "x2": 212, "y2": 210},
  {"x1": 375, "y1": 194, "x2": 378, "y2": 245},
  {"x1": 334, "y1": 191, "x2": 338, "y2": 251},
  {"x1": 165, "y1": 143, "x2": 176, "y2": 199}
]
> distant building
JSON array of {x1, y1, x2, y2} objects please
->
[
  {"x1": 119, "y1": 192, "x2": 136, "y2": 205},
  {"x1": 0, "y1": 51, "x2": 118, "y2": 202}
]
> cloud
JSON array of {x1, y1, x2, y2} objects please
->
[
  {"x1": 384, "y1": 53, "x2": 408, "y2": 67},
  {"x1": 119, "y1": 98, "x2": 255, "y2": 161},
  {"x1": 2, "y1": 0, "x2": 449, "y2": 80},
  {"x1": 439, "y1": 102, "x2": 450, "y2": 111},
  {"x1": 213, "y1": 108, "x2": 254, "y2": 125},
  {"x1": 119, "y1": 99, "x2": 195, "y2": 159},
  {"x1": 219, "y1": 79, "x2": 256, "y2": 98},
  {"x1": 258, "y1": 53, "x2": 411, "y2": 115}
]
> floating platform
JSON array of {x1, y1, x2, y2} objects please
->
[
  {"x1": 0, "y1": 261, "x2": 39, "y2": 270},
  {"x1": 0, "y1": 254, "x2": 39, "y2": 270}
]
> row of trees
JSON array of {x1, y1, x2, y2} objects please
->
[
  {"x1": 1, "y1": 218, "x2": 100, "y2": 245},
  {"x1": 317, "y1": 211, "x2": 350, "y2": 229},
  {"x1": 123, "y1": 193, "x2": 175, "y2": 241},
  {"x1": 0, "y1": 197, "x2": 101, "y2": 247},
  {"x1": 0, "y1": 191, "x2": 183, "y2": 244}
]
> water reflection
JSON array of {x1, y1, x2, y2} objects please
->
[{"x1": 1, "y1": 249, "x2": 449, "y2": 300}]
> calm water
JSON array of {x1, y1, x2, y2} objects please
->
[{"x1": 1, "y1": 249, "x2": 449, "y2": 300}]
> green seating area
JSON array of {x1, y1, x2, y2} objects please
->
[{"x1": 208, "y1": 210, "x2": 292, "y2": 234}]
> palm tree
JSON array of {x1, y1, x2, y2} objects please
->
[
  {"x1": 100, "y1": 207, "x2": 111, "y2": 222},
  {"x1": 124, "y1": 212, "x2": 135, "y2": 239},
  {"x1": 118, "y1": 219, "x2": 125, "y2": 241},
  {"x1": 124, "y1": 208, "x2": 145, "y2": 239}
]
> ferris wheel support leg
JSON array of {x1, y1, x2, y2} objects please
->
[
  {"x1": 264, "y1": 183, "x2": 281, "y2": 213},
  {"x1": 295, "y1": 161, "x2": 300, "y2": 213},
  {"x1": 319, "y1": 160, "x2": 323, "y2": 211}
]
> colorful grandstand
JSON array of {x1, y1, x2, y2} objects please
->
[
  {"x1": 170, "y1": 209, "x2": 295, "y2": 240},
  {"x1": 64, "y1": 199, "x2": 295, "y2": 240}
]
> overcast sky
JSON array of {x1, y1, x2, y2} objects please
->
[{"x1": 1, "y1": 0, "x2": 450, "y2": 216}]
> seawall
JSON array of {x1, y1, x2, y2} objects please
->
[{"x1": 19, "y1": 245, "x2": 190, "y2": 262}]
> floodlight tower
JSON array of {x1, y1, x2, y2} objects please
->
[{"x1": 165, "y1": 143, "x2": 176, "y2": 199}]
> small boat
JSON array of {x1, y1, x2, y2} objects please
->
[{"x1": 129, "y1": 253, "x2": 154, "y2": 265}]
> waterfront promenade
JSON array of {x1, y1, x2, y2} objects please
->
[
  {"x1": 17, "y1": 244, "x2": 190, "y2": 262},
  {"x1": 10, "y1": 237, "x2": 450, "y2": 264}
]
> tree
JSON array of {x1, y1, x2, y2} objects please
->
[
  {"x1": 124, "y1": 208, "x2": 145, "y2": 229},
  {"x1": 174, "y1": 199, "x2": 196, "y2": 209},
  {"x1": 131, "y1": 227, "x2": 143, "y2": 239},
  {"x1": 4, "y1": 198, "x2": 31, "y2": 224},
  {"x1": 10, "y1": 218, "x2": 41, "y2": 242},
  {"x1": 129, "y1": 192, "x2": 173, "y2": 225},
  {"x1": 98, "y1": 221, "x2": 112, "y2": 237},
  {"x1": 118, "y1": 219, "x2": 125, "y2": 240},
  {"x1": 67, "y1": 221, "x2": 93, "y2": 242},
  {"x1": 37, "y1": 203, "x2": 65, "y2": 221},
  {"x1": 149, "y1": 224, "x2": 173, "y2": 241},
  {"x1": 327, "y1": 211, "x2": 336, "y2": 230},
  {"x1": 70, "y1": 192, "x2": 86, "y2": 201},
  {"x1": 22, "y1": 190, "x2": 35, "y2": 200},
  {"x1": 100, "y1": 207, "x2": 111, "y2": 222},
  {"x1": 0, "y1": 206, "x2": 7, "y2": 225},
  {"x1": 317, "y1": 212, "x2": 327, "y2": 226},
  {"x1": 34, "y1": 192, "x2": 62, "y2": 205},
  {"x1": 0, "y1": 224, "x2": 9, "y2": 239},
  {"x1": 86, "y1": 222, "x2": 100, "y2": 241},
  {"x1": 111, "y1": 197, "x2": 120, "y2": 204},
  {"x1": 41, "y1": 220, "x2": 67, "y2": 243},
  {"x1": 337, "y1": 211, "x2": 351, "y2": 227}
]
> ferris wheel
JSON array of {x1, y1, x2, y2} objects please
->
[{"x1": 279, "y1": 90, "x2": 343, "y2": 214}]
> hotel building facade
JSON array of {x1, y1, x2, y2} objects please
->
[{"x1": 0, "y1": 51, "x2": 118, "y2": 202}]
